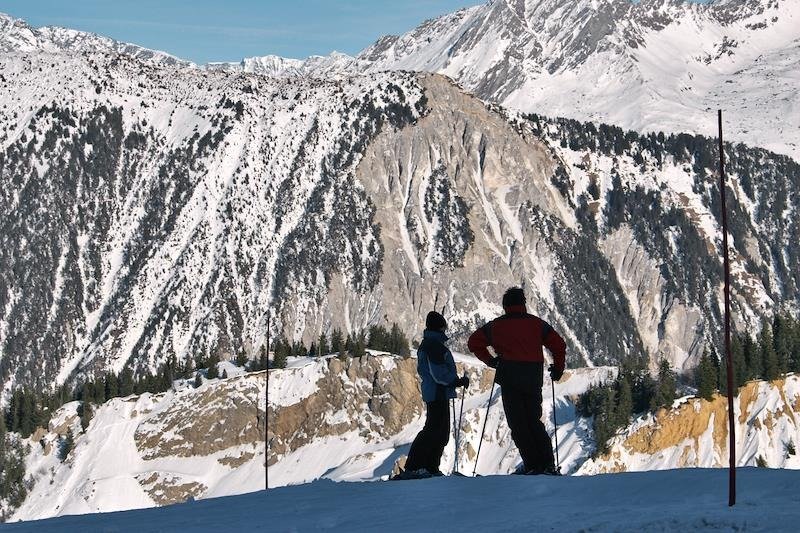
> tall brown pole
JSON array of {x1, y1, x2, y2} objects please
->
[
  {"x1": 718, "y1": 110, "x2": 736, "y2": 507},
  {"x1": 265, "y1": 311, "x2": 271, "y2": 492}
]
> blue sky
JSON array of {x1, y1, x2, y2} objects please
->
[{"x1": 2, "y1": 0, "x2": 484, "y2": 63}]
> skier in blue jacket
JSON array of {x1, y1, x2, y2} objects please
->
[{"x1": 394, "y1": 311, "x2": 469, "y2": 479}]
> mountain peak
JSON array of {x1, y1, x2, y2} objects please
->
[{"x1": 0, "y1": 11, "x2": 189, "y2": 67}]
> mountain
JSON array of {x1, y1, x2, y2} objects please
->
[
  {"x1": 0, "y1": 13, "x2": 188, "y2": 68},
  {"x1": 236, "y1": 0, "x2": 800, "y2": 161},
  {"x1": 207, "y1": 52, "x2": 356, "y2": 79},
  {"x1": 358, "y1": 0, "x2": 800, "y2": 161},
  {"x1": 4, "y1": 352, "x2": 799, "y2": 522},
  {"x1": 1, "y1": 24, "x2": 798, "y2": 393}
]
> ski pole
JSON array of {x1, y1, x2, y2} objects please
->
[
  {"x1": 456, "y1": 384, "x2": 465, "y2": 473},
  {"x1": 472, "y1": 372, "x2": 498, "y2": 477},
  {"x1": 451, "y1": 398, "x2": 458, "y2": 473},
  {"x1": 551, "y1": 374, "x2": 560, "y2": 470}
]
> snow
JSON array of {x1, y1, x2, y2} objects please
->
[{"x1": 5, "y1": 468, "x2": 799, "y2": 532}]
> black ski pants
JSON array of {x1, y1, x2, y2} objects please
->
[
  {"x1": 497, "y1": 360, "x2": 555, "y2": 472},
  {"x1": 405, "y1": 388, "x2": 450, "y2": 473}
]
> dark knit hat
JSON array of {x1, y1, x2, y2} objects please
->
[
  {"x1": 502, "y1": 286, "x2": 526, "y2": 309},
  {"x1": 425, "y1": 311, "x2": 447, "y2": 331}
]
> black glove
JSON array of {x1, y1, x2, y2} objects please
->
[
  {"x1": 486, "y1": 357, "x2": 500, "y2": 369},
  {"x1": 549, "y1": 364, "x2": 564, "y2": 382},
  {"x1": 453, "y1": 375, "x2": 470, "y2": 388}
]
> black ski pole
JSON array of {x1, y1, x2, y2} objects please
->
[
  {"x1": 551, "y1": 375, "x2": 560, "y2": 471},
  {"x1": 456, "y1": 384, "x2": 465, "y2": 473},
  {"x1": 451, "y1": 398, "x2": 458, "y2": 472},
  {"x1": 472, "y1": 372, "x2": 498, "y2": 477}
]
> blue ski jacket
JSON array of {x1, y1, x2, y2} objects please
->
[{"x1": 417, "y1": 329, "x2": 457, "y2": 402}]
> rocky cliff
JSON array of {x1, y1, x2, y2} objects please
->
[{"x1": 582, "y1": 375, "x2": 800, "y2": 473}]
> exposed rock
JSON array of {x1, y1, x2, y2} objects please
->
[
  {"x1": 135, "y1": 375, "x2": 263, "y2": 459},
  {"x1": 136, "y1": 472, "x2": 207, "y2": 506}
]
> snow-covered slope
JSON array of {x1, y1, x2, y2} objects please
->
[
  {"x1": 7, "y1": 352, "x2": 608, "y2": 521},
  {"x1": 8, "y1": 351, "x2": 800, "y2": 523},
  {"x1": 1, "y1": 37, "x2": 798, "y2": 393},
  {"x1": 6, "y1": 468, "x2": 800, "y2": 532},
  {"x1": 356, "y1": 0, "x2": 800, "y2": 160}
]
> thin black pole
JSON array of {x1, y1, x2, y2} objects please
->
[
  {"x1": 265, "y1": 312, "x2": 271, "y2": 492},
  {"x1": 551, "y1": 377, "x2": 559, "y2": 470},
  {"x1": 718, "y1": 109, "x2": 736, "y2": 507},
  {"x1": 472, "y1": 375, "x2": 497, "y2": 477}
]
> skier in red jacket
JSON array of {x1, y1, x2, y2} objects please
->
[{"x1": 467, "y1": 286, "x2": 566, "y2": 475}]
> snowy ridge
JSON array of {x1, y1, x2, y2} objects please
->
[
  {"x1": 354, "y1": 0, "x2": 800, "y2": 160},
  {"x1": 0, "y1": 13, "x2": 189, "y2": 68}
]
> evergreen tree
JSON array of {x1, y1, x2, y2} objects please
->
[
  {"x1": 272, "y1": 349, "x2": 288, "y2": 369},
  {"x1": 743, "y1": 335, "x2": 761, "y2": 382},
  {"x1": 272, "y1": 340, "x2": 289, "y2": 369},
  {"x1": 331, "y1": 328, "x2": 345, "y2": 357},
  {"x1": 791, "y1": 317, "x2": 800, "y2": 372},
  {"x1": 292, "y1": 341, "x2": 308, "y2": 358},
  {"x1": 193, "y1": 372, "x2": 203, "y2": 388},
  {"x1": 352, "y1": 331, "x2": 367, "y2": 358},
  {"x1": 614, "y1": 375, "x2": 633, "y2": 428},
  {"x1": 104, "y1": 373, "x2": 119, "y2": 400},
  {"x1": 367, "y1": 324, "x2": 388, "y2": 351},
  {"x1": 593, "y1": 387, "x2": 617, "y2": 456},
  {"x1": 206, "y1": 352, "x2": 220, "y2": 379},
  {"x1": 773, "y1": 314, "x2": 792, "y2": 374},
  {"x1": 760, "y1": 319, "x2": 780, "y2": 381},
  {"x1": 257, "y1": 345, "x2": 269, "y2": 371},
  {"x1": 234, "y1": 350, "x2": 249, "y2": 368},
  {"x1": 59, "y1": 429, "x2": 74, "y2": 462},
  {"x1": 80, "y1": 382, "x2": 94, "y2": 405},
  {"x1": 92, "y1": 378, "x2": 106, "y2": 404},
  {"x1": 119, "y1": 366, "x2": 135, "y2": 397},
  {"x1": 221, "y1": 369, "x2": 228, "y2": 379},
  {"x1": 389, "y1": 323, "x2": 410, "y2": 357},
  {"x1": 650, "y1": 359, "x2": 677, "y2": 411},
  {"x1": 194, "y1": 352, "x2": 208, "y2": 373},
  {"x1": 696, "y1": 349, "x2": 717, "y2": 401},
  {"x1": 79, "y1": 402, "x2": 93, "y2": 432},
  {"x1": 318, "y1": 333, "x2": 329, "y2": 357},
  {"x1": 727, "y1": 335, "x2": 747, "y2": 390},
  {"x1": 344, "y1": 333, "x2": 355, "y2": 357}
]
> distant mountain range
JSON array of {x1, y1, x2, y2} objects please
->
[
  {"x1": 4, "y1": 0, "x2": 798, "y2": 159},
  {"x1": 0, "y1": 1, "x2": 798, "y2": 392}
]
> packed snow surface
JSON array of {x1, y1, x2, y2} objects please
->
[{"x1": 4, "y1": 468, "x2": 798, "y2": 532}]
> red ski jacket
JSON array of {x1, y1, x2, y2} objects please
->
[{"x1": 467, "y1": 305, "x2": 566, "y2": 372}]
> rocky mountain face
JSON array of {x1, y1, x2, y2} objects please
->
[
  {"x1": 364, "y1": 0, "x2": 800, "y2": 160},
  {"x1": 1, "y1": 28, "x2": 798, "y2": 394},
  {"x1": 7, "y1": 353, "x2": 797, "y2": 522},
  {"x1": 237, "y1": 0, "x2": 800, "y2": 161}
]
